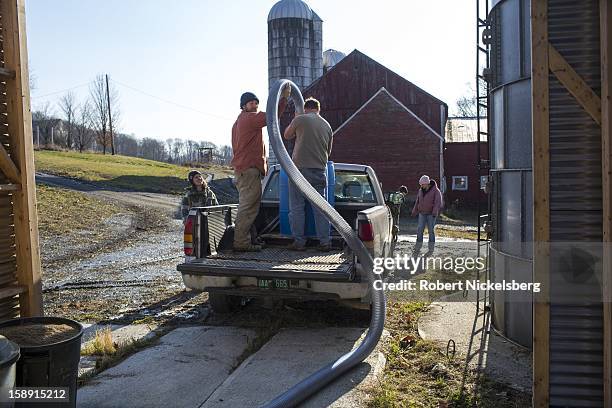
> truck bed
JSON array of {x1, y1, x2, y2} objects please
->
[{"x1": 178, "y1": 247, "x2": 354, "y2": 282}]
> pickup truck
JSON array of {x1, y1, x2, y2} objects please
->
[{"x1": 177, "y1": 163, "x2": 393, "y2": 312}]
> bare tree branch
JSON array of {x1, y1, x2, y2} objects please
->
[{"x1": 58, "y1": 91, "x2": 76, "y2": 149}]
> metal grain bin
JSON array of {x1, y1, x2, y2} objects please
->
[
  {"x1": 489, "y1": 0, "x2": 605, "y2": 405},
  {"x1": 488, "y1": 0, "x2": 534, "y2": 349}
]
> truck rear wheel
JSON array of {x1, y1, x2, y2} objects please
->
[{"x1": 208, "y1": 293, "x2": 241, "y2": 313}]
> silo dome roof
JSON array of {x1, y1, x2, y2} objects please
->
[
  {"x1": 323, "y1": 49, "x2": 346, "y2": 69},
  {"x1": 268, "y1": 0, "x2": 313, "y2": 22}
]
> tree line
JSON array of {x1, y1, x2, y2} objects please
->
[{"x1": 32, "y1": 74, "x2": 232, "y2": 165}]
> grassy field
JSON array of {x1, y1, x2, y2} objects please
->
[
  {"x1": 37, "y1": 184, "x2": 122, "y2": 236},
  {"x1": 34, "y1": 150, "x2": 232, "y2": 194}
]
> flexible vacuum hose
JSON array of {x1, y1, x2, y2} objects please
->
[{"x1": 262, "y1": 80, "x2": 386, "y2": 408}]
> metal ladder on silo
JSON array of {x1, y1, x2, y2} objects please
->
[{"x1": 476, "y1": 0, "x2": 491, "y2": 313}]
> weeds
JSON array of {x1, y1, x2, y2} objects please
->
[
  {"x1": 367, "y1": 301, "x2": 531, "y2": 407},
  {"x1": 81, "y1": 327, "x2": 116, "y2": 356}
]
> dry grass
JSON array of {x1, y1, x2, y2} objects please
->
[
  {"x1": 435, "y1": 227, "x2": 479, "y2": 241},
  {"x1": 367, "y1": 301, "x2": 531, "y2": 407},
  {"x1": 81, "y1": 327, "x2": 116, "y2": 356},
  {"x1": 36, "y1": 184, "x2": 122, "y2": 236}
]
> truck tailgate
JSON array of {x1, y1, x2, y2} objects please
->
[{"x1": 177, "y1": 248, "x2": 354, "y2": 281}]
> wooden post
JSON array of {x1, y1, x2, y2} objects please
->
[
  {"x1": 2, "y1": 0, "x2": 43, "y2": 316},
  {"x1": 531, "y1": 0, "x2": 550, "y2": 406},
  {"x1": 601, "y1": 0, "x2": 612, "y2": 405}
]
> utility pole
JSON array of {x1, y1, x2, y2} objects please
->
[
  {"x1": 36, "y1": 126, "x2": 39, "y2": 148},
  {"x1": 106, "y1": 74, "x2": 115, "y2": 155},
  {"x1": 50, "y1": 126, "x2": 54, "y2": 146}
]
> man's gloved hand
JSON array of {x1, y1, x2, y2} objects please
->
[{"x1": 281, "y1": 84, "x2": 291, "y2": 98}]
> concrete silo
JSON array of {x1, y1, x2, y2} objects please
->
[
  {"x1": 267, "y1": 0, "x2": 323, "y2": 90},
  {"x1": 267, "y1": 0, "x2": 323, "y2": 164}
]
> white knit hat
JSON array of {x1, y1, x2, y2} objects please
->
[{"x1": 419, "y1": 175, "x2": 430, "y2": 185}]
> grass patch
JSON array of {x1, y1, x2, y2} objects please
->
[
  {"x1": 367, "y1": 301, "x2": 531, "y2": 407},
  {"x1": 37, "y1": 184, "x2": 122, "y2": 236},
  {"x1": 435, "y1": 227, "x2": 478, "y2": 241},
  {"x1": 35, "y1": 150, "x2": 232, "y2": 194},
  {"x1": 81, "y1": 327, "x2": 116, "y2": 356}
]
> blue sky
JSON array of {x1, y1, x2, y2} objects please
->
[{"x1": 26, "y1": 0, "x2": 475, "y2": 147}]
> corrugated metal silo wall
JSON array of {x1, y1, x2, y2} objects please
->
[
  {"x1": 0, "y1": 9, "x2": 22, "y2": 320},
  {"x1": 488, "y1": 0, "x2": 534, "y2": 349},
  {"x1": 490, "y1": 0, "x2": 604, "y2": 403},
  {"x1": 268, "y1": 17, "x2": 319, "y2": 91},
  {"x1": 548, "y1": 1, "x2": 604, "y2": 406}
]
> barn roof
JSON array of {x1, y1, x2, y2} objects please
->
[
  {"x1": 304, "y1": 49, "x2": 447, "y2": 108},
  {"x1": 334, "y1": 87, "x2": 444, "y2": 141}
]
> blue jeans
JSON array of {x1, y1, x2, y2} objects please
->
[
  {"x1": 415, "y1": 214, "x2": 437, "y2": 252},
  {"x1": 288, "y1": 168, "x2": 330, "y2": 246}
]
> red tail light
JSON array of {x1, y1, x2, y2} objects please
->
[
  {"x1": 184, "y1": 217, "x2": 194, "y2": 256},
  {"x1": 358, "y1": 220, "x2": 374, "y2": 242}
]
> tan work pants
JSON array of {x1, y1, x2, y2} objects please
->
[{"x1": 233, "y1": 167, "x2": 262, "y2": 248}]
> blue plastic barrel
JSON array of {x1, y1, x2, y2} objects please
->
[{"x1": 280, "y1": 161, "x2": 335, "y2": 240}]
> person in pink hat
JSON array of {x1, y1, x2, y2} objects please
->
[{"x1": 411, "y1": 175, "x2": 443, "y2": 254}]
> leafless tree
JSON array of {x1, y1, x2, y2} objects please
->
[
  {"x1": 74, "y1": 101, "x2": 94, "y2": 153},
  {"x1": 173, "y1": 138, "x2": 184, "y2": 162},
  {"x1": 454, "y1": 82, "x2": 488, "y2": 118},
  {"x1": 115, "y1": 133, "x2": 138, "y2": 156},
  {"x1": 32, "y1": 101, "x2": 56, "y2": 146},
  {"x1": 219, "y1": 145, "x2": 232, "y2": 165},
  {"x1": 139, "y1": 138, "x2": 166, "y2": 161},
  {"x1": 166, "y1": 139, "x2": 174, "y2": 162},
  {"x1": 89, "y1": 74, "x2": 120, "y2": 154},
  {"x1": 58, "y1": 91, "x2": 76, "y2": 149}
]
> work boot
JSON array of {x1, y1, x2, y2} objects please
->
[
  {"x1": 317, "y1": 243, "x2": 331, "y2": 252},
  {"x1": 253, "y1": 236, "x2": 266, "y2": 248},
  {"x1": 233, "y1": 244, "x2": 262, "y2": 252},
  {"x1": 288, "y1": 241, "x2": 306, "y2": 251}
]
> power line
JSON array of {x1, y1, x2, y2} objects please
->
[
  {"x1": 110, "y1": 78, "x2": 233, "y2": 121},
  {"x1": 31, "y1": 81, "x2": 93, "y2": 99}
]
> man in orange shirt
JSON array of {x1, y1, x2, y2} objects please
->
[{"x1": 231, "y1": 84, "x2": 291, "y2": 251}]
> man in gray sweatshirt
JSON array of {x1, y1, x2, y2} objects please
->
[{"x1": 283, "y1": 98, "x2": 333, "y2": 251}]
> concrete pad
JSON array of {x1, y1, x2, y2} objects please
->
[
  {"x1": 418, "y1": 294, "x2": 531, "y2": 391},
  {"x1": 201, "y1": 328, "x2": 387, "y2": 408},
  {"x1": 81, "y1": 323, "x2": 156, "y2": 345},
  {"x1": 78, "y1": 326, "x2": 256, "y2": 408}
]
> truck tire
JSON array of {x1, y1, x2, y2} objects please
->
[{"x1": 208, "y1": 293, "x2": 241, "y2": 313}]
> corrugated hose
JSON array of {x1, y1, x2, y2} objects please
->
[{"x1": 262, "y1": 79, "x2": 386, "y2": 408}]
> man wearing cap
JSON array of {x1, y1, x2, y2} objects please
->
[
  {"x1": 231, "y1": 84, "x2": 291, "y2": 252},
  {"x1": 411, "y1": 175, "x2": 443, "y2": 254},
  {"x1": 181, "y1": 170, "x2": 218, "y2": 221}
]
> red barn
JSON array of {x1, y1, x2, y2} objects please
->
[
  {"x1": 281, "y1": 50, "x2": 447, "y2": 196},
  {"x1": 443, "y1": 141, "x2": 489, "y2": 207}
]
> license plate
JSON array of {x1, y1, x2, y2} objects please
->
[{"x1": 258, "y1": 279, "x2": 289, "y2": 289}]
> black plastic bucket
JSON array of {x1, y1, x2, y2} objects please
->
[
  {"x1": 0, "y1": 335, "x2": 20, "y2": 408},
  {"x1": 0, "y1": 317, "x2": 82, "y2": 408}
]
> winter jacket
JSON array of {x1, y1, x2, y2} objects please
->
[
  {"x1": 411, "y1": 180, "x2": 443, "y2": 217},
  {"x1": 181, "y1": 186, "x2": 218, "y2": 220}
]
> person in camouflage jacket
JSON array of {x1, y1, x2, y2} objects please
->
[{"x1": 181, "y1": 170, "x2": 218, "y2": 221}]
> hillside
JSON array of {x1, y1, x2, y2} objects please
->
[{"x1": 34, "y1": 150, "x2": 233, "y2": 194}]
